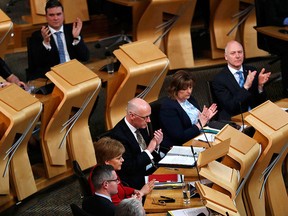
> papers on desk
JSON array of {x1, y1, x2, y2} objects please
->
[
  {"x1": 145, "y1": 173, "x2": 185, "y2": 189},
  {"x1": 157, "y1": 146, "x2": 205, "y2": 168},
  {"x1": 194, "y1": 133, "x2": 215, "y2": 143},
  {"x1": 167, "y1": 206, "x2": 210, "y2": 216}
]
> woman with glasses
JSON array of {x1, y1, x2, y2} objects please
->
[
  {"x1": 159, "y1": 70, "x2": 218, "y2": 151},
  {"x1": 88, "y1": 137, "x2": 155, "y2": 205}
]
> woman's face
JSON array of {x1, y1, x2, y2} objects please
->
[
  {"x1": 105, "y1": 155, "x2": 124, "y2": 171},
  {"x1": 176, "y1": 86, "x2": 192, "y2": 102}
]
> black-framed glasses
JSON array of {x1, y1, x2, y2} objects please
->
[
  {"x1": 106, "y1": 178, "x2": 120, "y2": 183},
  {"x1": 131, "y1": 112, "x2": 150, "y2": 121}
]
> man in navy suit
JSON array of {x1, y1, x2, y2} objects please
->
[
  {"x1": 27, "y1": 0, "x2": 89, "y2": 80},
  {"x1": 82, "y1": 164, "x2": 117, "y2": 216},
  {"x1": 109, "y1": 98, "x2": 163, "y2": 190},
  {"x1": 212, "y1": 40, "x2": 271, "y2": 120}
]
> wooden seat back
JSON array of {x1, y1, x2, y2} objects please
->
[
  {"x1": 136, "y1": 0, "x2": 196, "y2": 70},
  {"x1": 106, "y1": 41, "x2": 169, "y2": 130},
  {"x1": 0, "y1": 84, "x2": 42, "y2": 200},
  {"x1": 0, "y1": 10, "x2": 13, "y2": 57},
  {"x1": 42, "y1": 60, "x2": 100, "y2": 177}
]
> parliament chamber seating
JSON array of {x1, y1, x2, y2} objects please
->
[
  {"x1": 105, "y1": 41, "x2": 169, "y2": 130},
  {"x1": 0, "y1": 84, "x2": 42, "y2": 202}
]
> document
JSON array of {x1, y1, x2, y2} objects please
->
[
  {"x1": 167, "y1": 206, "x2": 210, "y2": 216},
  {"x1": 145, "y1": 173, "x2": 185, "y2": 189},
  {"x1": 157, "y1": 146, "x2": 205, "y2": 168}
]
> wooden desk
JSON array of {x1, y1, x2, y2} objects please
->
[
  {"x1": 145, "y1": 140, "x2": 208, "y2": 214},
  {"x1": 231, "y1": 98, "x2": 288, "y2": 123},
  {"x1": 107, "y1": 0, "x2": 149, "y2": 40},
  {"x1": 255, "y1": 26, "x2": 288, "y2": 41},
  {"x1": 144, "y1": 188, "x2": 204, "y2": 214},
  {"x1": 85, "y1": 59, "x2": 121, "y2": 83}
]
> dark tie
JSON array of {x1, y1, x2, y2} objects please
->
[
  {"x1": 135, "y1": 130, "x2": 147, "y2": 150},
  {"x1": 236, "y1": 71, "x2": 244, "y2": 87},
  {"x1": 55, "y1": 32, "x2": 66, "y2": 63}
]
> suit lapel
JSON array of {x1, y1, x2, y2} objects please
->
[{"x1": 225, "y1": 66, "x2": 241, "y2": 89}]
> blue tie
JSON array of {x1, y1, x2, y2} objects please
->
[
  {"x1": 55, "y1": 32, "x2": 66, "y2": 63},
  {"x1": 236, "y1": 71, "x2": 244, "y2": 87}
]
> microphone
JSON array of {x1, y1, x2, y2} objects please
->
[
  {"x1": 190, "y1": 146, "x2": 202, "y2": 183},
  {"x1": 198, "y1": 120, "x2": 211, "y2": 147},
  {"x1": 238, "y1": 101, "x2": 245, "y2": 132}
]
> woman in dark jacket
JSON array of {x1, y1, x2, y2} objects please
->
[{"x1": 159, "y1": 70, "x2": 218, "y2": 151}]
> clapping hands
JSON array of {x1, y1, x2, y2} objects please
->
[{"x1": 198, "y1": 103, "x2": 218, "y2": 127}]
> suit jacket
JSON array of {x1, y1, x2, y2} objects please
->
[
  {"x1": 110, "y1": 118, "x2": 160, "y2": 190},
  {"x1": 159, "y1": 96, "x2": 201, "y2": 151},
  {"x1": 82, "y1": 194, "x2": 115, "y2": 216},
  {"x1": 88, "y1": 168, "x2": 135, "y2": 206},
  {"x1": 212, "y1": 65, "x2": 267, "y2": 120},
  {"x1": 27, "y1": 24, "x2": 89, "y2": 80},
  {"x1": 0, "y1": 58, "x2": 12, "y2": 79}
]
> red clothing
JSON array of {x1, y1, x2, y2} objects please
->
[{"x1": 88, "y1": 166, "x2": 135, "y2": 205}]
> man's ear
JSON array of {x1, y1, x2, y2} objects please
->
[{"x1": 102, "y1": 181, "x2": 108, "y2": 189}]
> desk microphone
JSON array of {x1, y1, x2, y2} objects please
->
[
  {"x1": 239, "y1": 102, "x2": 245, "y2": 132},
  {"x1": 190, "y1": 146, "x2": 202, "y2": 184},
  {"x1": 198, "y1": 119, "x2": 211, "y2": 147}
]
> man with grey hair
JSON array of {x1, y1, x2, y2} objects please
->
[
  {"x1": 115, "y1": 197, "x2": 146, "y2": 216},
  {"x1": 82, "y1": 164, "x2": 118, "y2": 216},
  {"x1": 110, "y1": 97, "x2": 163, "y2": 190},
  {"x1": 211, "y1": 40, "x2": 271, "y2": 120}
]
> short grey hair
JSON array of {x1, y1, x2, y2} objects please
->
[{"x1": 115, "y1": 198, "x2": 145, "y2": 216}]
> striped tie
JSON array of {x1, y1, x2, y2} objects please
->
[
  {"x1": 55, "y1": 32, "x2": 66, "y2": 63},
  {"x1": 236, "y1": 71, "x2": 244, "y2": 87},
  {"x1": 135, "y1": 130, "x2": 147, "y2": 150}
]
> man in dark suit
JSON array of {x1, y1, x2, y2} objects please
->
[
  {"x1": 27, "y1": 0, "x2": 89, "y2": 80},
  {"x1": 0, "y1": 57, "x2": 27, "y2": 89},
  {"x1": 109, "y1": 98, "x2": 163, "y2": 190},
  {"x1": 212, "y1": 40, "x2": 271, "y2": 121},
  {"x1": 82, "y1": 164, "x2": 117, "y2": 216}
]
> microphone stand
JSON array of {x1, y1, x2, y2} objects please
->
[
  {"x1": 239, "y1": 102, "x2": 245, "y2": 132},
  {"x1": 198, "y1": 120, "x2": 212, "y2": 148}
]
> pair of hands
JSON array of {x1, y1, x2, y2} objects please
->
[
  {"x1": 147, "y1": 129, "x2": 163, "y2": 153},
  {"x1": 243, "y1": 68, "x2": 271, "y2": 90},
  {"x1": 5, "y1": 74, "x2": 28, "y2": 90},
  {"x1": 132, "y1": 179, "x2": 156, "y2": 201},
  {"x1": 198, "y1": 103, "x2": 218, "y2": 127},
  {"x1": 41, "y1": 17, "x2": 82, "y2": 45}
]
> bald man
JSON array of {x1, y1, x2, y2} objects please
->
[
  {"x1": 211, "y1": 40, "x2": 271, "y2": 120},
  {"x1": 109, "y1": 98, "x2": 163, "y2": 190}
]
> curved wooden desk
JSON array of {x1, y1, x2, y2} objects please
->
[
  {"x1": 244, "y1": 100, "x2": 288, "y2": 216},
  {"x1": 42, "y1": 60, "x2": 101, "y2": 178},
  {"x1": 215, "y1": 125, "x2": 261, "y2": 215},
  {"x1": 0, "y1": 84, "x2": 42, "y2": 201},
  {"x1": 106, "y1": 41, "x2": 169, "y2": 129},
  {"x1": 136, "y1": 0, "x2": 196, "y2": 70},
  {"x1": 0, "y1": 9, "x2": 13, "y2": 57}
]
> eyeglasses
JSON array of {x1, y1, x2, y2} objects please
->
[
  {"x1": 152, "y1": 198, "x2": 166, "y2": 206},
  {"x1": 131, "y1": 112, "x2": 150, "y2": 121},
  {"x1": 106, "y1": 178, "x2": 120, "y2": 183}
]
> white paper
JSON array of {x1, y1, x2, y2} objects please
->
[
  {"x1": 167, "y1": 146, "x2": 205, "y2": 156},
  {"x1": 168, "y1": 206, "x2": 210, "y2": 216},
  {"x1": 194, "y1": 133, "x2": 215, "y2": 142}
]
